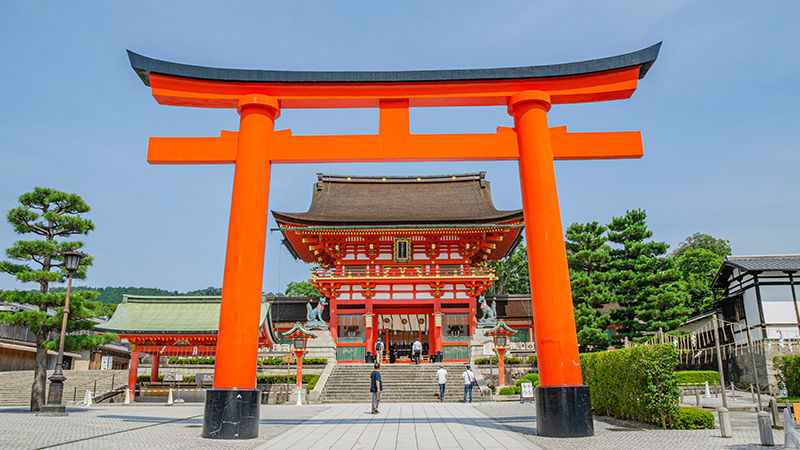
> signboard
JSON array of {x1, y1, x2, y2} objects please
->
[
  {"x1": 520, "y1": 382, "x2": 534, "y2": 402},
  {"x1": 282, "y1": 354, "x2": 296, "y2": 364},
  {"x1": 100, "y1": 355, "x2": 113, "y2": 370},
  {"x1": 164, "y1": 374, "x2": 175, "y2": 382},
  {"x1": 196, "y1": 373, "x2": 214, "y2": 384}
]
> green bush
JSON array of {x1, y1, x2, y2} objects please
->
[
  {"x1": 673, "y1": 407, "x2": 714, "y2": 429},
  {"x1": 774, "y1": 355, "x2": 800, "y2": 397},
  {"x1": 256, "y1": 374, "x2": 320, "y2": 392},
  {"x1": 515, "y1": 373, "x2": 540, "y2": 388},
  {"x1": 259, "y1": 357, "x2": 328, "y2": 365},
  {"x1": 168, "y1": 356, "x2": 215, "y2": 365},
  {"x1": 474, "y1": 356, "x2": 525, "y2": 365},
  {"x1": 136, "y1": 374, "x2": 195, "y2": 383},
  {"x1": 674, "y1": 371, "x2": 720, "y2": 385},
  {"x1": 581, "y1": 344, "x2": 680, "y2": 428},
  {"x1": 526, "y1": 355, "x2": 537, "y2": 365},
  {"x1": 499, "y1": 386, "x2": 516, "y2": 395}
]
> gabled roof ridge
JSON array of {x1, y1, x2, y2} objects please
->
[
  {"x1": 316, "y1": 172, "x2": 485, "y2": 184},
  {"x1": 727, "y1": 254, "x2": 800, "y2": 260}
]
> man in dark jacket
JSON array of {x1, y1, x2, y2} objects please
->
[{"x1": 370, "y1": 363, "x2": 382, "y2": 414}]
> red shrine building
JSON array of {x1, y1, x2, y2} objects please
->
[{"x1": 274, "y1": 172, "x2": 525, "y2": 363}]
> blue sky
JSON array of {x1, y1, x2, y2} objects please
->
[{"x1": 1, "y1": 2, "x2": 798, "y2": 294}]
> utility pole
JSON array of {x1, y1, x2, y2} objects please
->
[{"x1": 713, "y1": 313, "x2": 728, "y2": 409}]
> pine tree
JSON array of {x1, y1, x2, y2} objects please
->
[
  {"x1": 0, "y1": 188, "x2": 114, "y2": 411},
  {"x1": 565, "y1": 221, "x2": 612, "y2": 350},
  {"x1": 485, "y1": 243, "x2": 530, "y2": 295},
  {"x1": 605, "y1": 209, "x2": 692, "y2": 340}
]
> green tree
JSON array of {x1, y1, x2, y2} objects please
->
[
  {"x1": 671, "y1": 232, "x2": 732, "y2": 258},
  {"x1": 565, "y1": 221, "x2": 612, "y2": 350},
  {"x1": 676, "y1": 248, "x2": 724, "y2": 316},
  {"x1": 605, "y1": 209, "x2": 692, "y2": 340},
  {"x1": 0, "y1": 188, "x2": 115, "y2": 411},
  {"x1": 284, "y1": 280, "x2": 321, "y2": 297},
  {"x1": 485, "y1": 243, "x2": 530, "y2": 295}
]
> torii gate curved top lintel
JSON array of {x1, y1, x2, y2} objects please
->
[{"x1": 129, "y1": 43, "x2": 660, "y2": 439}]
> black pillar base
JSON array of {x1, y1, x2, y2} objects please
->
[
  {"x1": 535, "y1": 385, "x2": 593, "y2": 437},
  {"x1": 365, "y1": 352, "x2": 374, "y2": 363},
  {"x1": 202, "y1": 389, "x2": 260, "y2": 439},
  {"x1": 38, "y1": 404, "x2": 67, "y2": 416}
]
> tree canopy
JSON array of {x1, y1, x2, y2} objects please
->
[
  {"x1": 0, "y1": 188, "x2": 115, "y2": 411},
  {"x1": 284, "y1": 280, "x2": 321, "y2": 297}
]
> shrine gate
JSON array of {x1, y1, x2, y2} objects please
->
[{"x1": 128, "y1": 42, "x2": 660, "y2": 439}]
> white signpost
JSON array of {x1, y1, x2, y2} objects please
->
[{"x1": 520, "y1": 382, "x2": 534, "y2": 403}]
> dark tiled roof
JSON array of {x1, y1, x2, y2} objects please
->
[
  {"x1": 711, "y1": 255, "x2": 800, "y2": 289},
  {"x1": 724, "y1": 255, "x2": 800, "y2": 272},
  {"x1": 272, "y1": 172, "x2": 523, "y2": 226}
]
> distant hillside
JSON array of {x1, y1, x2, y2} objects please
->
[{"x1": 49, "y1": 286, "x2": 224, "y2": 304}]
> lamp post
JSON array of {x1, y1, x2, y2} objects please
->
[
  {"x1": 487, "y1": 320, "x2": 515, "y2": 388},
  {"x1": 282, "y1": 323, "x2": 315, "y2": 404},
  {"x1": 42, "y1": 248, "x2": 85, "y2": 415}
]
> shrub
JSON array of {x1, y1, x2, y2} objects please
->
[
  {"x1": 581, "y1": 344, "x2": 680, "y2": 428},
  {"x1": 499, "y1": 387, "x2": 516, "y2": 395},
  {"x1": 136, "y1": 374, "x2": 195, "y2": 383},
  {"x1": 673, "y1": 407, "x2": 714, "y2": 429},
  {"x1": 774, "y1": 355, "x2": 800, "y2": 397},
  {"x1": 474, "y1": 356, "x2": 525, "y2": 365},
  {"x1": 259, "y1": 357, "x2": 328, "y2": 365},
  {"x1": 516, "y1": 374, "x2": 540, "y2": 388},
  {"x1": 256, "y1": 374, "x2": 320, "y2": 392},
  {"x1": 674, "y1": 371, "x2": 720, "y2": 385},
  {"x1": 168, "y1": 356, "x2": 215, "y2": 365},
  {"x1": 526, "y1": 355, "x2": 537, "y2": 365}
]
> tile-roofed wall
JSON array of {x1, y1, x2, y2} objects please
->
[{"x1": 725, "y1": 255, "x2": 800, "y2": 272}]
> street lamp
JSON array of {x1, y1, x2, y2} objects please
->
[
  {"x1": 486, "y1": 319, "x2": 515, "y2": 388},
  {"x1": 42, "y1": 247, "x2": 86, "y2": 415},
  {"x1": 282, "y1": 322, "x2": 315, "y2": 404}
]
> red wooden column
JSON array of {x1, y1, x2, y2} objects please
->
[
  {"x1": 150, "y1": 353, "x2": 160, "y2": 382},
  {"x1": 509, "y1": 90, "x2": 592, "y2": 437},
  {"x1": 127, "y1": 346, "x2": 139, "y2": 403},
  {"x1": 213, "y1": 94, "x2": 279, "y2": 390},
  {"x1": 204, "y1": 94, "x2": 279, "y2": 440},
  {"x1": 364, "y1": 303, "x2": 373, "y2": 362}
]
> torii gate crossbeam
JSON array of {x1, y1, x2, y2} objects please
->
[{"x1": 128, "y1": 42, "x2": 660, "y2": 439}]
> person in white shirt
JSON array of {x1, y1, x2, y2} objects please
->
[
  {"x1": 374, "y1": 338, "x2": 385, "y2": 363},
  {"x1": 462, "y1": 365, "x2": 476, "y2": 403},
  {"x1": 412, "y1": 338, "x2": 422, "y2": 364},
  {"x1": 436, "y1": 366, "x2": 448, "y2": 401}
]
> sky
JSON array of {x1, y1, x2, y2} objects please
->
[{"x1": 0, "y1": 2, "x2": 798, "y2": 294}]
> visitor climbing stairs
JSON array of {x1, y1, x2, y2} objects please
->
[{"x1": 319, "y1": 363, "x2": 484, "y2": 403}]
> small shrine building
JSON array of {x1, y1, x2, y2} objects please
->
[
  {"x1": 96, "y1": 295, "x2": 276, "y2": 401},
  {"x1": 274, "y1": 172, "x2": 526, "y2": 363}
]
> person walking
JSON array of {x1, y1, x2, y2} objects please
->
[
  {"x1": 412, "y1": 338, "x2": 422, "y2": 364},
  {"x1": 436, "y1": 365, "x2": 448, "y2": 401},
  {"x1": 462, "y1": 365, "x2": 476, "y2": 403},
  {"x1": 375, "y1": 337, "x2": 385, "y2": 363},
  {"x1": 370, "y1": 363, "x2": 382, "y2": 414}
]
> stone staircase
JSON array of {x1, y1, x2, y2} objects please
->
[
  {"x1": 0, "y1": 369, "x2": 127, "y2": 407},
  {"x1": 320, "y1": 363, "x2": 484, "y2": 403}
]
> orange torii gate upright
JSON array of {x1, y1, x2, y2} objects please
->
[{"x1": 128, "y1": 43, "x2": 660, "y2": 439}]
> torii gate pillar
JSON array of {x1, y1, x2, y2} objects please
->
[{"x1": 127, "y1": 42, "x2": 660, "y2": 439}]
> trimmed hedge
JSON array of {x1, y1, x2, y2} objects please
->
[
  {"x1": 516, "y1": 373, "x2": 540, "y2": 388},
  {"x1": 166, "y1": 356, "x2": 328, "y2": 366},
  {"x1": 474, "y1": 356, "x2": 525, "y2": 365},
  {"x1": 256, "y1": 374, "x2": 320, "y2": 392},
  {"x1": 499, "y1": 386, "x2": 516, "y2": 395},
  {"x1": 674, "y1": 370, "x2": 720, "y2": 385},
  {"x1": 526, "y1": 355, "x2": 537, "y2": 365},
  {"x1": 581, "y1": 344, "x2": 680, "y2": 428},
  {"x1": 774, "y1": 355, "x2": 800, "y2": 396},
  {"x1": 137, "y1": 374, "x2": 196, "y2": 383},
  {"x1": 674, "y1": 407, "x2": 714, "y2": 429}
]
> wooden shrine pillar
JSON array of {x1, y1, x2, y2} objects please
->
[
  {"x1": 509, "y1": 91, "x2": 592, "y2": 437},
  {"x1": 204, "y1": 95, "x2": 279, "y2": 439},
  {"x1": 127, "y1": 346, "x2": 139, "y2": 403},
  {"x1": 150, "y1": 354, "x2": 160, "y2": 382}
]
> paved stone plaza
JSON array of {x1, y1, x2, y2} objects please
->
[{"x1": 0, "y1": 402, "x2": 791, "y2": 449}]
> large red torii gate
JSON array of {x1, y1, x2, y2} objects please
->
[{"x1": 128, "y1": 43, "x2": 660, "y2": 439}]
